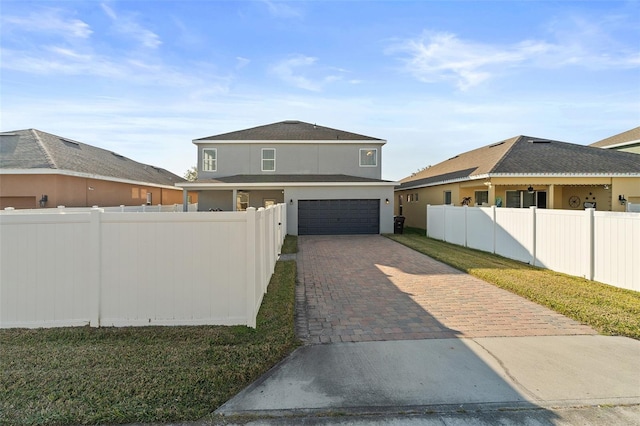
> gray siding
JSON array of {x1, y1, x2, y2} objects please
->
[{"x1": 198, "y1": 143, "x2": 383, "y2": 180}]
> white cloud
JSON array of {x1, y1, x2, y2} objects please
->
[
  {"x1": 101, "y1": 2, "x2": 162, "y2": 49},
  {"x1": 390, "y1": 14, "x2": 640, "y2": 90},
  {"x1": 389, "y1": 31, "x2": 552, "y2": 90},
  {"x1": 270, "y1": 55, "x2": 346, "y2": 91},
  {"x1": 261, "y1": 0, "x2": 303, "y2": 19},
  {"x1": 271, "y1": 55, "x2": 322, "y2": 91},
  {"x1": 236, "y1": 57, "x2": 251, "y2": 70},
  {"x1": 1, "y1": 8, "x2": 92, "y2": 39}
]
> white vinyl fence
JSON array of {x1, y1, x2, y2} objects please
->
[
  {"x1": 427, "y1": 205, "x2": 640, "y2": 292},
  {"x1": 0, "y1": 204, "x2": 286, "y2": 329}
]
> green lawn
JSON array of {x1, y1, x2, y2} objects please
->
[
  {"x1": 0, "y1": 238, "x2": 299, "y2": 425},
  {"x1": 386, "y1": 231, "x2": 640, "y2": 340}
]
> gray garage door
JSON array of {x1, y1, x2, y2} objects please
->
[{"x1": 298, "y1": 199, "x2": 380, "y2": 235}]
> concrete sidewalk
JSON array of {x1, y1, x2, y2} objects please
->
[{"x1": 215, "y1": 336, "x2": 639, "y2": 418}]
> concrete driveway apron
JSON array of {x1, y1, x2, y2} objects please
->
[{"x1": 295, "y1": 235, "x2": 596, "y2": 344}]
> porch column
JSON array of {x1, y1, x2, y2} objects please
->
[
  {"x1": 182, "y1": 188, "x2": 188, "y2": 212},
  {"x1": 232, "y1": 189, "x2": 237, "y2": 211},
  {"x1": 548, "y1": 184, "x2": 555, "y2": 209}
]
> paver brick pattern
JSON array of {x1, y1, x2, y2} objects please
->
[{"x1": 296, "y1": 235, "x2": 596, "y2": 344}]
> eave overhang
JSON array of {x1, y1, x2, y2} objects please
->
[
  {"x1": 0, "y1": 168, "x2": 184, "y2": 191},
  {"x1": 396, "y1": 172, "x2": 640, "y2": 191}
]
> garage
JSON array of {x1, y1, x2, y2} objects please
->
[{"x1": 298, "y1": 199, "x2": 380, "y2": 235}]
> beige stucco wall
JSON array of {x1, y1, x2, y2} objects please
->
[
  {"x1": 396, "y1": 176, "x2": 640, "y2": 229},
  {"x1": 0, "y1": 174, "x2": 192, "y2": 209}
]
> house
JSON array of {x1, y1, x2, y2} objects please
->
[
  {"x1": 176, "y1": 120, "x2": 397, "y2": 235},
  {"x1": 396, "y1": 135, "x2": 640, "y2": 229},
  {"x1": 0, "y1": 129, "x2": 193, "y2": 209},
  {"x1": 590, "y1": 126, "x2": 640, "y2": 154}
]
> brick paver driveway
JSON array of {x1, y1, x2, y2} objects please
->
[{"x1": 295, "y1": 235, "x2": 596, "y2": 344}]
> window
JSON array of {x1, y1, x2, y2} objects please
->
[
  {"x1": 475, "y1": 191, "x2": 489, "y2": 206},
  {"x1": 237, "y1": 192, "x2": 249, "y2": 211},
  {"x1": 202, "y1": 148, "x2": 217, "y2": 171},
  {"x1": 444, "y1": 191, "x2": 452, "y2": 205},
  {"x1": 359, "y1": 148, "x2": 377, "y2": 167},
  {"x1": 506, "y1": 190, "x2": 547, "y2": 208},
  {"x1": 262, "y1": 148, "x2": 275, "y2": 171}
]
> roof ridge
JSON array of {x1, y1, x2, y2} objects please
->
[
  {"x1": 30, "y1": 129, "x2": 57, "y2": 169},
  {"x1": 489, "y1": 135, "x2": 522, "y2": 173}
]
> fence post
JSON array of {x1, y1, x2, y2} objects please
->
[
  {"x1": 491, "y1": 205, "x2": 497, "y2": 254},
  {"x1": 89, "y1": 208, "x2": 102, "y2": 327},
  {"x1": 425, "y1": 204, "x2": 430, "y2": 238},
  {"x1": 530, "y1": 206, "x2": 537, "y2": 266},
  {"x1": 245, "y1": 208, "x2": 257, "y2": 328},
  {"x1": 587, "y1": 208, "x2": 595, "y2": 281},
  {"x1": 463, "y1": 205, "x2": 468, "y2": 247}
]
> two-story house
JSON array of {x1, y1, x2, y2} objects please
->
[{"x1": 177, "y1": 120, "x2": 397, "y2": 235}]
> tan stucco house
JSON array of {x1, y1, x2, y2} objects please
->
[
  {"x1": 0, "y1": 129, "x2": 193, "y2": 209},
  {"x1": 590, "y1": 126, "x2": 640, "y2": 154},
  {"x1": 396, "y1": 134, "x2": 640, "y2": 229},
  {"x1": 177, "y1": 120, "x2": 398, "y2": 235}
]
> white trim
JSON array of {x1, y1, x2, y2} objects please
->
[
  {"x1": 0, "y1": 168, "x2": 182, "y2": 190},
  {"x1": 261, "y1": 148, "x2": 276, "y2": 172},
  {"x1": 202, "y1": 148, "x2": 217, "y2": 172},
  {"x1": 193, "y1": 139, "x2": 387, "y2": 145},
  {"x1": 398, "y1": 172, "x2": 640, "y2": 191},
  {"x1": 359, "y1": 148, "x2": 378, "y2": 167},
  {"x1": 596, "y1": 139, "x2": 640, "y2": 149},
  {"x1": 177, "y1": 181, "x2": 399, "y2": 190}
]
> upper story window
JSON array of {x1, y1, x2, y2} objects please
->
[
  {"x1": 262, "y1": 148, "x2": 276, "y2": 172},
  {"x1": 360, "y1": 148, "x2": 377, "y2": 167},
  {"x1": 202, "y1": 148, "x2": 217, "y2": 171}
]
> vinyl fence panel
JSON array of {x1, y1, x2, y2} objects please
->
[
  {"x1": 425, "y1": 205, "x2": 639, "y2": 291},
  {"x1": 466, "y1": 207, "x2": 494, "y2": 253},
  {"x1": 494, "y1": 208, "x2": 534, "y2": 264},
  {"x1": 0, "y1": 204, "x2": 286, "y2": 329},
  {"x1": 593, "y1": 212, "x2": 640, "y2": 291},
  {"x1": 534, "y1": 209, "x2": 591, "y2": 278}
]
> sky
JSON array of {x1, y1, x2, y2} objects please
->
[{"x1": 1, "y1": 0, "x2": 639, "y2": 181}]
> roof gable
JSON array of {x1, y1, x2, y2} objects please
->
[
  {"x1": 589, "y1": 126, "x2": 640, "y2": 149},
  {"x1": 401, "y1": 135, "x2": 640, "y2": 189},
  {"x1": 494, "y1": 137, "x2": 640, "y2": 174},
  {"x1": 0, "y1": 129, "x2": 185, "y2": 187},
  {"x1": 401, "y1": 136, "x2": 518, "y2": 184},
  {"x1": 194, "y1": 120, "x2": 384, "y2": 142}
]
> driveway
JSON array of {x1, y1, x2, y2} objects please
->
[
  {"x1": 215, "y1": 235, "x2": 639, "y2": 424},
  {"x1": 295, "y1": 235, "x2": 596, "y2": 344}
]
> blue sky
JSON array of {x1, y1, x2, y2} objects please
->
[{"x1": 2, "y1": 0, "x2": 639, "y2": 181}]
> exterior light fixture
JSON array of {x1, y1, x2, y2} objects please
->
[
  {"x1": 527, "y1": 186, "x2": 534, "y2": 194},
  {"x1": 289, "y1": 199, "x2": 293, "y2": 205},
  {"x1": 604, "y1": 185, "x2": 609, "y2": 190},
  {"x1": 385, "y1": 198, "x2": 390, "y2": 204},
  {"x1": 619, "y1": 195, "x2": 627, "y2": 205}
]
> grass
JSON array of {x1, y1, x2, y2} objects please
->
[
  {"x1": 386, "y1": 231, "x2": 640, "y2": 340},
  {"x1": 280, "y1": 235, "x2": 298, "y2": 254},
  {"x1": 0, "y1": 237, "x2": 300, "y2": 426}
]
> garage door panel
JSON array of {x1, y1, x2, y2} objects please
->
[{"x1": 298, "y1": 199, "x2": 379, "y2": 235}]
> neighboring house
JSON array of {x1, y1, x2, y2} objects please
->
[
  {"x1": 177, "y1": 120, "x2": 397, "y2": 235},
  {"x1": 0, "y1": 129, "x2": 194, "y2": 209},
  {"x1": 590, "y1": 126, "x2": 640, "y2": 154},
  {"x1": 396, "y1": 135, "x2": 640, "y2": 229}
]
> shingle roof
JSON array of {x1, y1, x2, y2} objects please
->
[
  {"x1": 195, "y1": 120, "x2": 384, "y2": 142},
  {"x1": 400, "y1": 135, "x2": 640, "y2": 190},
  {"x1": 193, "y1": 174, "x2": 393, "y2": 184},
  {"x1": 589, "y1": 126, "x2": 640, "y2": 148},
  {"x1": 0, "y1": 129, "x2": 185, "y2": 187}
]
